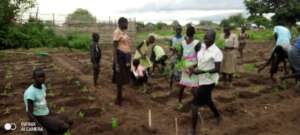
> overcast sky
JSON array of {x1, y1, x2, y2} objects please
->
[{"x1": 29, "y1": 0, "x2": 247, "y2": 24}]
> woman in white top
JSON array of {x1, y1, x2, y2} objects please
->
[{"x1": 190, "y1": 29, "x2": 223, "y2": 135}]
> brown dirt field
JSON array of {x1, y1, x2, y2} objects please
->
[{"x1": 1, "y1": 41, "x2": 300, "y2": 135}]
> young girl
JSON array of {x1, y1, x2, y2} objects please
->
[
  {"x1": 177, "y1": 26, "x2": 200, "y2": 103},
  {"x1": 221, "y1": 27, "x2": 239, "y2": 87},
  {"x1": 112, "y1": 17, "x2": 132, "y2": 106}
]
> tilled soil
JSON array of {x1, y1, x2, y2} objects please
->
[{"x1": 1, "y1": 41, "x2": 300, "y2": 135}]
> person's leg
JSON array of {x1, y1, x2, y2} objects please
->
[
  {"x1": 178, "y1": 86, "x2": 185, "y2": 103},
  {"x1": 222, "y1": 73, "x2": 227, "y2": 85},
  {"x1": 170, "y1": 73, "x2": 175, "y2": 88},
  {"x1": 190, "y1": 87, "x2": 204, "y2": 135},
  {"x1": 191, "y1": 104, "x2": 199, "y2": 135},
  {"x1": 93, "y1": 64, "x2": 100, "y2": 86},
  {"x1": 228, "y1": 74, "x2": 233, "y2": 86},
  {"x1": 115, "y1": 84, "x2": 123, "y2": 106},
  {"x1": 36, "y1": 115, "x2": 70, "y2": 134},
  {"x1": 205, "y1": 84, "x2": 220, "y2": 118}
]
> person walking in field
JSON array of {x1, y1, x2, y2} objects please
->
[
  {"x1": 221, "y1": 27, "x2": 239, "y2": 87},
  {"x1": 112, "y1": 17, "x2": 132, "y2": 106},
  {"x1": 133, "y1": 35, "x2": 153, "y2": 72},
  {"x1": 24, "y1": 68, "x2": 71, "y2": 135},
  {"x1": 177, "y1": 26, "x2": 200, "y2": 103},
  {"x1": 169, "y1": 25, "x2": 184, "y2": 89},
  {"x1": 149, "y1": 36, "x2": 168, "y2": 74},
  {"x1": 238, "y1": 27, "x2": 248, "y2": 60},
  {"x1": 90, "y1": 33, "x2": 101, "y2": 86},
  {"x1": 190, "y1": 29, "x2": 223, "y2": 135}
]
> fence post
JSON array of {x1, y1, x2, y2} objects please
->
[{"x1": 52, "y1": 13, "x2": 55, "y2": 26}]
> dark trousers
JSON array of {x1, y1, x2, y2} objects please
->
[
  {"x1": 35, "y1": 114, "x2": 70, "y2": 134},
  {"x1": 270, "y1": 46, "x2": 288, "y2": 74},
  {"x1": 92, "y1": 61, "x2": 100, "y2": 85},
  {"x1": 191, "y1": 84, "x2": 220, "y2": 135},
  {"x1": 192, "y1": 84, "x2": 220, "y2": 117}
]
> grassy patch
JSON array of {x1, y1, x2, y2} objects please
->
[{"x1": 244, "y1": 63, "x2": 256, "y2": 73}]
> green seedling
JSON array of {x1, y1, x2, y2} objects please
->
[
  {"x1": 278, "y1": 81, "x2": 288, "y2": 90},
  {"x1": 87, "y1": 96, "x2": 95, "y2": 101},
  {"x1": 74, "y1": 80, "x2": 81, "y2": 87},
  {"x1": 78, "y1": 111, "x2": 85, "y2": 118},
  {"x1": 80, "y1": 86, "x2": 88, "y2": 93},
  {"x1": 64, "y1": 130, "x2": 71, "y2": 135},
  {"x1": 4, "y1": 108, "x2": 10, "y2": 115},
  {"x1": 244, "y1": 64, "x2": 256, "y2": 73},
  {"x1": 58, "y1": 107, "x2": 65, "y2": 113},
  {"x1": 112, "y1": 117, "x2": 118, "y2": 129},
  {"x1": 34, "y1": 51, "x2": 49, "y2": 57}
]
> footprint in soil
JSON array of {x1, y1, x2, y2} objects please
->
[
  {"x1": 216, "y1": 96, "x2": 236, "y2": 103},
  {"x1": 247, "y1": 76, "x2": 269, "y2": 85},
  {"x1": 233, "y1": 81, "x2": 251, "y2": 87},
  {"x1": 237, "y1": 91, "x2": 261, "y2": 99}
]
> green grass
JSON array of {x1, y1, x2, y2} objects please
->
[
  {"x1": 244, "y1": 63, "x2": 256, "y2": 73},
  {"x1": 135, "y1": 29, "x2": 274, "y2": 51}
]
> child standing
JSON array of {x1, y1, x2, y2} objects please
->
[
  {"x1": 90, "y1": 33, "x2": 101, "y2": 86},
  {"x1": 169, "y1": 25, "x2": 184, "y2": 88},
  {"x1": 238, "y1": 27, "x2": 248, "y2": 60}
]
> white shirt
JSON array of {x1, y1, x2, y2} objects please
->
[{"x1": 197, "y1": 43, "x2": 223, "y2": 85}]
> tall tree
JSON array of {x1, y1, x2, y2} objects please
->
[
  {"x1": 244, "y1": 0, "x2": 300, "y2": 26},
  {"x1": 220, "y1": 14, "x2": 246, "y2": 28},
  {"x1": 65, "y1": 8, "x2": 97, "y2": 25},
  {"x1": 0, "y1": 0, "x2": 35, "y2": 28}
]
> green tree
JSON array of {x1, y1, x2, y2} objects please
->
[
  {"x1": 244, "y1": 0, "x2": 300, "y2": 26},
  {"x1": 248, "y1": 15, "x2": 271, "y2": 28},
  {"x1": 65, "y1": 8, "x2": 96, "y2": 25},
  {"x1": 136, "y1": 21, "x2": 145, "y2": 31},
  {"x1": 0, "y1": 0, "x2": 35, "y2": 28},
  {"x1": 171, "y1": 20, "x2": 180, "y2": 27},
  {"x1": 155, "y1": 22, "x2": 168, "y2": 30},
  {"x1": 220, "y1": 14, "x2": 246, "y2": 28}
]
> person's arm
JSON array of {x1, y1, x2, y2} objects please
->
[
  {"x1": 274, "y1": 33, "x2": 278, "y2": 42},
  {"x1": 113, "y1": 41, "x2": 120, "y2": 71},
  {"x1": 27, "y1": 100, "x2": 48, "y2": 135},
  {"x1": 194, "y1": 42, "x2": 201, "y2": 52},
  {"x1": 137, "y1": 42, "x2": 145, "y2": 58}
]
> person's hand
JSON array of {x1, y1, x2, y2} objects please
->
[{"x1": 115, "y1": 64, "x2": 120, "y2": 72}]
